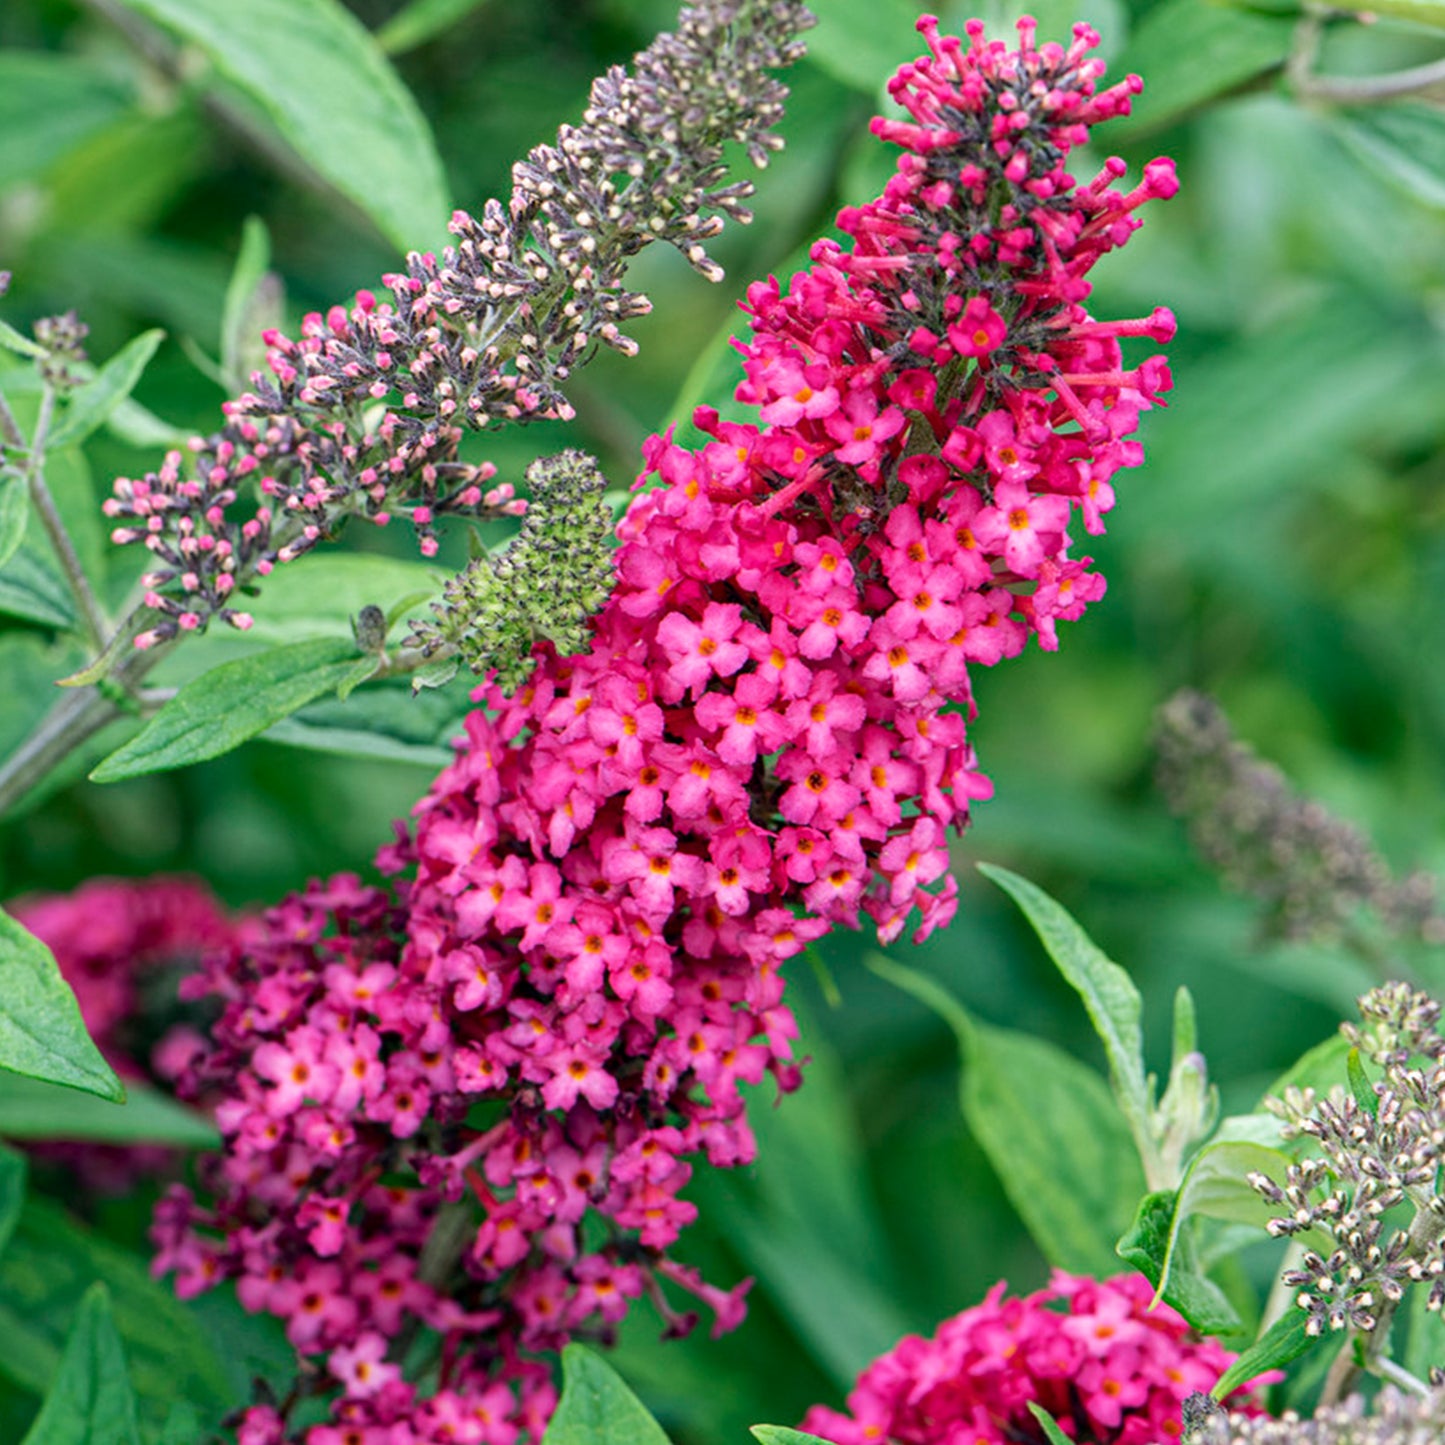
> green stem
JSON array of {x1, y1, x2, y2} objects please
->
[
  {"x1": 1319, "y1": 1197, "x2": 1445, "y2": 1406},
  {"x1": 1287, "y1": 9, "x2": 1445, "y2": 106},
  {"x1": 23, "y1": 386, "x2": 111, "y2": 651}
]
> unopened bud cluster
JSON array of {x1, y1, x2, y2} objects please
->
[
  {"x1": 1185, "y1": 1384, "x2": 1445, "y2": 1445},
  {"x1": 410, "y1": 449, "x2": 616, "y2": 691},
  {"x1": 1248, "y1": 985, "x2": 1445, "y2": 1337},
  {"x1": 31, "y1": 309, "x2": 89, "y2": 391},
  {"x1": 102, "y1": 0, "x2": 813, "y2": 653},
  {"x1": 1156, "y1": 691, "x2": 1444, "y2": 944}
]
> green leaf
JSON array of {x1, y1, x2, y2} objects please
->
[
  {"x1": 1330, "y1": 106, "x2": 1445, "y2": 213},
  {"x1": 752, "y1": 1430, "x2": 833, "y2": 1445},
  {"x1": 1403, "y1": 1274, "x2": 1445, "y2": 1384},
  {"x1": 47, "y1": 332, "x2": 165, "y2": 452},
  {"x1": 1118, "y1": 1116, "x2": 1307, "y2": 1336},
  {"x1": 0, "y1": 1145, "x2": 25, "y2": 1259},
  {"x1": 260, "y1": 716, "x2": 454, "y2": 769},
  {"x1": 110, "y1": 0, "x2": 451, "y2": 250},
  {"x1": 0, "y1": 321, "x2": 46, "y2": 361},
  {"x1": 1111, "y1": 0, "x2": 1294, "y2": 138},
  {"x1": 0, "y1": 1198, "x2": 236, "y2": 1433},
  {"x1": 692, "y1": 1005, "x2": 914, "y2": 1388},
  {"x1": 335, "y1": 654, "x2": 383, "y2": 703},
  {"x1": 1026, "y1": 1404, "x2": 1076, "y2": 1445},
  {"x1": 978, "y1": 863, "x2": 1154, "y2": 1166},
  {"x1": 90, "y1": 638, "x2": 362, "y2": 782},
  {"x1": 542, "y1": 1345, "x2": 672, "y2": 1445},
  {"x1": 20, "y1": 1283, "x2": 141, "y2": 1445},
  {"x1": 155, "y1": 1403, "x2": 202, "y2": 1445},
  {"x1": 0, "y1": 909, "x2": 122, "y2": 1103},
  {"x1": 867, "y1": 953, "x2": 1145, "y2": 1277},
  {"x1": 0, "y1": 551, "x2": 76, "y2": 630},
  {"x1": 237, "y1": 554, "x2": 442, "y2": 646},
  {"x1": 0, "y1": 54, "x2": 133, "y2": 189},
  {"x1": 1211, "y1": 1308, "x2": 1318, "y2": 1400},
  {"x1": 0, "y1": 1072, "x2": 217, "y2": 1148},
  {"x1": 0, "y1": 476, "x2": 27, "y2": 572},
  {"x1": 219, "y1": 217, "x2": 275, "y2": 395},
  {"x1": 1346, "y1": 1047, "x2": 1378, "y2": 1116},
  {"x1": 377, "y1": 0, "x2": 495, "y2": 54},
  {"x1": 1117, "y1": 1191, "x2": 1244, "y2": 1336}
]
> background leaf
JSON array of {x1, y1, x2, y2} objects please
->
[
  {"x1": 0, "y1": 55, "x2": 133, "y2": 190},
  {"x1": 0, "y1": 909, "x2": 121, "y2": 1103},
  {"x1": 0, "y1": 477, "x2": 27, "y2": 573},
  {"x1": 0, "y1": 1072, "x2": 217, "y2": 1148},
  {"x1": 1111, "y1": 0, "x2": 1293, "y2": 136},
  {"x1": 376, "y1": 0, "x2": 496, "y2": 54},
  {"x1": 868, "y1": 953, "x2": 1146, "y2": 1277},
  {"x1": 19, "y1": 1282, "x2": 141, "y2": 1445},
  {"x1": 47, "y1": 331, "x2": 164, "y2": 451},
  {"x1": 0, "y1": 1199, "x2": 240, "y2": 1436},
  {"x1": 979, "y1": 863, "x2": 1154, "y2": 1162},
  {"x1": 0, "y1": 1145, "x2": 25, "y2": 1259},
  {"x1": 107, "y1": 0, "x2": 451, "y2": 250},
  {"x1": 90, "y1": 639, "x2": 362, "y2": 782},
  {"x1": 1329, "y1": 106, "x2": 1445, "y2": 214}
]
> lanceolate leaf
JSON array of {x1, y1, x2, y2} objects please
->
[
  {"x1": 376, "y1": 0, "x2": 495, "y2": 54},
  {"x1": 0, "y1": 476, "x2": 27, "y2": 572},
  {"x1": 867, "y1": 953, "x2": 1144, "y2": 1278},
  {"x1": 19, "y1": 1283, "x2": 141, "y2": 1445},
  {"x1": 108, "y1": 0, "x2": 451, "y2": 250},
  {"x1": 0, "y1": 1198, "x2": 237, "y2": 1433},
  {"x1": 47, "y1": 330, "x2": 165, "y2": 450},
  {"x1": 0, "y1": 1072, "x2": 217, "y2": 1148},
  {"x1": 1211, "y1": 1308, "x2": 1318, "y2": 1400},
  {"x1": 1111, "y1": 0, "x2": 1294, "y2": 137},
  {"x1": 1330, "y1": 106, "x2": 1445, "y2": 213},
  {"x1": 219, "y1": 216, "x2": 272, "y2": 395},
  {"x1": 542, "y1": 1346, "x2": 672, "y2": 1445},
  {"x1": 0, "y1": 909, "x2": 122, "y2": 1103},
  {"x1": 978, "y1": 863, "x2": 1154, "y2": 1164},
  {"x1": 1026, "y1": 1404, "x2": 1076, "y2": 1445},
  {"x1": 752, "y1": 1430, "x2": 834, "y2": 1445},
  {"x1": 0, "y1": 550, "x2": 76, "y2": 630},
  {"x1": 91, "y1": 638, "x2": 363, "y2": 782},
  {"x1": 0, "y1": 1145, "x2": 25, "y2": 1259},
  {"x1": 1117, "y1": 1190, "x2": 1243, "y2": 1336}
]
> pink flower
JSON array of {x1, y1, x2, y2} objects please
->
[{"x1": 800, "y1": 1272, "x2": 1269, "y2": 1445}]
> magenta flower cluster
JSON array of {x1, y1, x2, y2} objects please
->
[
  {"x1": 800, "y1": 1272, "x2": 1265, "y2": 1445},
  {"x1": 153, "y1": 16, "x2": 1176, "y2": 1443}
]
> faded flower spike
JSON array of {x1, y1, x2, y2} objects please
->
[
  {"x1": 102, "y1": 0, "x2": 814, "y2": 652},
  {"x1": 1156, "y1": 690, "x2": 1444, "y2": 945},
  {"x1": 1185, "y1": 1384, "x2": 1445, "y2": 1445},
  {"x1": 1251, "y1": 985, "x2": 1445, "y2": 1373}
]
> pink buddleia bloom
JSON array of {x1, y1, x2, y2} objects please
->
[{"x1": 801, "y1": 1272, "x2": 1271, "y2": 1445}]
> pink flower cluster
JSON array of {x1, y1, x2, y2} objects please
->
[
  {"x1": 11, "y1": 876, "x2": 237, "y2": 1191},
  {"x1": 800, "y1": 1272, "x2": 1266, "y2": 1445},
  {"x1": 156, "y1": 16, "x2": 1176, "y2": 1443}
]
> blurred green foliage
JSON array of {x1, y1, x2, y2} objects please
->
[{"x1": 1, "y1": 0, "x2": 1444, "y2": 1439}]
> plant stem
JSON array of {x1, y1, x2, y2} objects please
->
[
  {"x1": 1288, "y1": 10, "x2": 1445, "y2": 105},
  {"x1": 23, "y1": 386, "x2": 111, "y2": 652},
  {"x1": 0, "y1": 614, "x2": 167, "y2": 817},
  {"x1": 1319, "y1": 1196, "x2": 1445, "y2": 1406}
]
